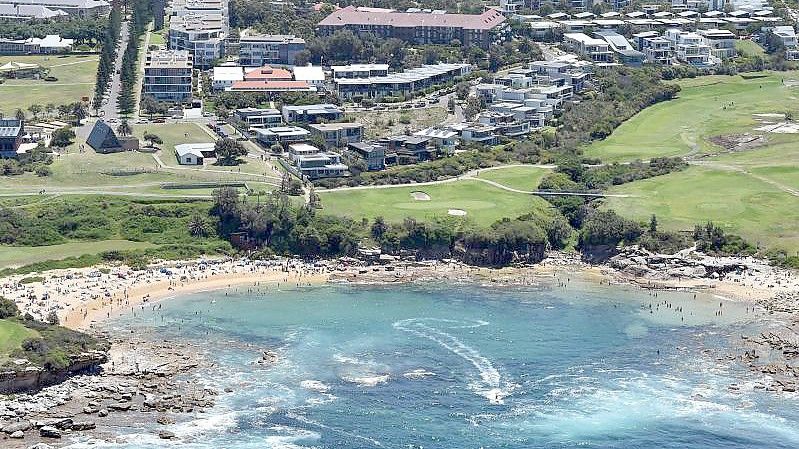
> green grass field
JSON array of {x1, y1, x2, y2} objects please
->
[
  {"x1": 0, "y1": 240, "x2": 157, "y2": 269},
  {"x1": 476, "y1": 166, "x2": 550, "y2": 191},
  {"x1": 586, "y1": 71, "x2": 799, "y2": 163},
  {"x1": 347, "y1": 107, "x2": 448, "y2": 139},
  {"x1": 0, "y1": 55, "x2": 98, "y2": 114},
  {"x1": 735, "y1": 40, "x2": 766, "y2": 57},
  {"x1": 318, "y1": 179, "x2": 553, "y2": 226},
  {"x1": 0, "y1": 319, "x2": 39, "y2": 363}
]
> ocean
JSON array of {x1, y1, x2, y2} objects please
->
[{"x1": 74, "y1": 279, "x2": 799, "y2": 448}]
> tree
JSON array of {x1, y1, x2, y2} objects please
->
[
  {"x1": 649, "y1": 215, "x2": 658, "y2": 234},
  {"x1": 116, "y1": 119, "x2": 132, "y2": 137},
  {"x1": 214, "y1": 138, "x2": 247, "y2": 165},
  {"x1": 140, "y1": 96, "x2": 161, "y2": 119},
  {"x1": 45, "y1": 103, "x2": 55, "y2": 118},
  {"x1": 288, "y1": 179, "x2": 304, "y2": 196},
  {"x1": 0, "y1": 297, "x2": 19, "y2": 319},
  {"x1": 28, "y1": 104, "x2": 43, "y2": 119},
  {"x1": 46, "y1": 310, "x2": 59, "y2": 325},
  {"x1": 463, "y1": 97, "x2": 483, "y2": 120},
  {"x1": 50, "y1": 127, "x2": 76, "y2": 148},
  {"x1": 371, "y1": 216, "x2": 388, "y2": 239},
  {"x1": 35, "y1": 165, "x2": 52, "y2": 177},
  {"x1": 143, "y1": 132, "x2": 163, "y2": 148},
  {"x1": 15, "y1": 109, "x2": 25, "y2": 121},
  {"x1": 188, "y1": 213, "x2": 209, "y2": 237}
]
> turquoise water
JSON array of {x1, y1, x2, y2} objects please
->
[{"x1": 85, "y1": 281, "x2": 799, "y2": 448}]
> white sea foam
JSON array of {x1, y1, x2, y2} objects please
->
[
  {"x1": 342, "y1": 374, "x2": 390, "y2": 387},
  {"x1": 300, "y1": 380, "x2": 330, "y2": 393},
  {"x1": 265, "y1": 426, "x2": 320, "y2": 449},
  {"x1": 403, "y1": 369, "x2": 436, "y2": 380},
  {"x1": 393, "y1": 318, "x2": 511, "y2": 403}
]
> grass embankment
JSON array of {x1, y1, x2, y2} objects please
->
[
  {"x1": 346, "y1": 107, "x2": 448, "y2": 139},
  {"x1": 0, "y1": 55, "x2": 99, "y2": 113},
  {"x1": 593, "y1": 71, "x2": 799, "y2": 254},
  {"x1": 0, "y1": 319, "x2": 39, "y2": 364},
  {"x1": 318, "y1": 178, "x2": 553, "y2": 227},
  {"x1": 476, "y1": 166, "x2": 550, "y2": 191},
  {"x1": 0, "y1": 196, "x2": 230, "y2": 274}
]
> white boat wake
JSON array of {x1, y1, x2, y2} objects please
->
[{"x1": 393, "y1": 318, "x2": 511, "y2": 403}]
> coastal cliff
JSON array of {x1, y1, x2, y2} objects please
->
[{"x1": 0, "y1": 350, "x2": 107, "y2": 394}]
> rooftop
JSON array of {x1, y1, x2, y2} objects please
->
[
  {"x1": 0, "y1": 118, "x2": 22, "y2": 138},
  {"x1": 319, "y1": 5, "x2": 506, "y2": 31},
  {"x1": 145, "y1": 50, "x2": 192, "y2": 69},
  {"x1": 239, "y1": 31, "x2": 305, "y2": 44},
  {"x1": 243, "y1": 65, "x2": 293, "y2": 80},
  {"x1": 308, "y1": 122, "x2": 363, "y2": 131}
]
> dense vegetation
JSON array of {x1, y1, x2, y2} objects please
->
[
  {"x1": 0, "y1": 297, "x2": 107, "y2": 372},
  {"x1": 117, "y1": 0, "x2": 153, "y2": 115},
  {"x1": 0, "y1": 17, "x2": 108, "y2": 47}
]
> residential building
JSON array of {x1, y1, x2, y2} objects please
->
[
  {"x1": 335, "y1": 63, "x2": 472, "y2": 100},
  {"x1": 212, "y1": 65, "x2": 243, "y2": 90},
  {"x1": 595, "y1": 30, "x2": 645, "y2": 66},
  {"x1": 635, "y1": 33, "x2": 675, "y2": 65},
  {"x1": 445, "y1": 122, "x2": 499, "y2": 145},
  {"x1": 143, "y1": 50, "x2": 193, "y2": 103},
  {"x1": 238, "y1": 31, "x2": 306, "y2": 67},
  {"x1": 0, "y1": 34, "x2": 73, "y2": 54},
  {"x1": 563, "y1": 33, "x2": 613, "y2": 63},
  {"x1": 0, "y1": 4, "x2": 68, "y2": 20},
  {"x1": 282, "y1": 104, "x2": 343, "y2": 123},
  {"x1": 0, "y1": 0, "x2": 109, "y2": 17},
  {"x1": 292, "y1": 65, "x2": 325, "y2": 89},
  {"x1": 228, "y1": 80, "x2": 314, "y2": 93},
  {"x1": 233, "y1": 107, "x2": 282, "y2": 129},
  {"x1": 0, "y1": 118, "x2": 23, "y2": 158},
  {"x1": 288, "y1": 143, "x2": 348, "y2": 179},
  {"x1": 665, "y1": 29, "x2": 713, "y2": 66},
  {"x1": 175, "y1": 142, "x2": 215, "y2": 165},
  {"x1": 307, "y1": 122, "x2": 364, "y2": 148},
  {"x1": 697, "y1": 28, "x2": 737, "y2": 59},
  {"x1": 331, "y1": 64, "x2": 389, "y2": 79},
  {"x1": 168, "y1": 13, "x2": 226, "y2": 68},
  {"x1": 254, "y1": 126, "x2": 310, "y2": 146},
  {"x1": 243, "y1": 65, "x2": 292, "y2": 81},
  {"x1": 379, "y1": 135, "x2": 434, "y2": 165},
  {"x1": 413, "y1": 127, "x2": 459, "y2": 150},
  {"x1": 771, "y1": 26, "x2": 799, "y2": 60},
  {"x1": 318, "y1": 6, "x2": 507, "y2": 49},
  {"x1": 477, "y1": 111, "x2": 531, "y2": 137},
  {"x1": 348, "y1": 142, "x2": 385, "y2": 170}
]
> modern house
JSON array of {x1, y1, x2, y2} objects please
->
[
  {"x1": 168, "y1": 13, "x2": 226, "y2": 68},
  {"x1": 281, "y1": 104, "x2": 343, "y2": 123},
  {"x1": 348, "y1": 141, "x2": 385, "y2": 171},
  {"x1": 771, "y1": 26, "x2": 799, "y2": 60},
  {"x1": 379, "y1": 135, "x2": 434, "y2": 165},
  {"x1": 334, "y1": 63, "x2": 472, "y2": 100},
  {"x1": 233, "y1": 107, "x2": 282, "y2": 129},
  {"x1": 0, "y1": 118, "x2": 23, "y2": 158},
  {"x1": 238, "y1": 32, "x2": 306, "y2": 67},
  {"x1": 318, "y1": 6, "x2": 507, "y2": 49},
  {"x1": 633, "y1": 31, "x2": 675, "y2": 65},
  {"x1": 307, "y1": 122, "x2": 363, "y2": 148},
  {"x1": 665, "y1": 29, "x2": 713, "y2": 66},
  {"x1": 697, "y1": 28, "x2": 737, "y2": 59},
  {"x1": 288, "y1": 143, "x2": 348, "y2": 179},
  {"x1": 563, "y1": 33, "x2": 613, "y2": 63},
  {"x1": 143, "y1": 50, "x2": 194, "y2": 103},
  {"x1": 446, "y1": 122, "x2": 499, "y2": 145},
  {"x1": 175, "y1": 142, "x2": 215, "y2": 165},
  {"x1": 254, "y1": 126, "x2": 310, "y2": 146},
  {"x1": 595, "y1": 30, "x2": 645, "y2": 66},
  {"x1": 413, "y1": 127, "x2": 459, "y2": 150}
]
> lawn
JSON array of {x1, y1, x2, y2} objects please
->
[
  {"x1": 318, "y1": 178, "x2": 553, "y2": 227},
  {"x1": 735, "y1": 39, "x2": 766, "y2": 57},
  {"x1": 585, "y1": 71, "x2": 799, "y2": 163},
  {"x1": 476, "y1": 166, "x2": 550, "y2": 191},
  {"x1": 347, "y1": 107, "x2": 448, "y2": 139},
  {"x1": 0, "y1": 319, "x2": 39, "y2": 363},
  {"x1": 0, "y1": 240, "x2": 157, "y2": 269},
  {"x1": 604, "y1": 165, "x2": 799, "y2": 254},
  {"x1": 0, "y1": 54, "x2": 98, "y2": 114}
]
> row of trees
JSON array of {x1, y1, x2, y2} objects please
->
[
  {"x1": 93, "y1": 6, "x2": 122, "y2": 112},
  {"x1": 0, "y1": 17, "x2": 108, "y2": 46},
  {"x1": 117, "y1": 0, "x2": 153, "y2": 116}
]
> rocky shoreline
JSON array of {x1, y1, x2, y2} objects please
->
[{"x1": 0, "y1": 334, "x2": 217, "y2": 448}]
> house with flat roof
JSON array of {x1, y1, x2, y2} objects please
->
[
  {"x1": 254, "y1": 126, "x2": 310, "y2": 146},
  {"x1": 212, "y1": 65, "x2": 243, "y2": 90},
  {"x1": 665, "y1": 28, "x2": 714, "y2": 66},
  {"x1": 771, "y1": 26, "x2": 799, "y2": 60},
  {"x1": 293, "y1": 65, "x2": 325, "y2": 89},
  {"x1": 0, "y1": 118, "x2": 23, "y2": 158},
  {"x1": 348, "y1": 142, "x2": 385, "y2": 170},
  {"x1": 413, "y1": 127, "x2": 459, "y2": 150},
  {"x1": 282, "y1": 104, "x2": 343, "y2": 123},
  {"x1": 307, "y1": 122, "x2": 363, "y2": 148},
  {"x1": 168, "y1": 13, "x2": 226, "y2": 68},
  {"x1": 331, "y1": 64, "x2": 389, "y2": 79},
  {"x1": 234, "y1": 107, "x2": 282, "y2": 129},
  {"x1": 334, "y1": 63, "x2": 471, "y2": 100},
  {"x1": 445, "y1": 122, "x2": 499, "y2": 145},
  {"x1": 697, "y1": 28, "x2": 737, "y2": 59},
  {"x1": 238, "y1": 31, "x2": 305, "y2": 67},
  {"x1": 143, "y1": 50, "x2": 193, "y2": 103},
  {"x1": 288, "y1": 143, "x2": 348, "y2": 179},
  {"x1": 595, "y1": 30, "x2": 645, "y2": 66},
  {"x1": 318, "y1": 6, "x2": 507, "y2": 49},
  {"x1": 563, "y1": 33, "x2": 613, "y2": 63}
]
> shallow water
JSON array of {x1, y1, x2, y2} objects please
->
[{"x1": 77, "y1": 280, "x2": 799, "y2": 448}]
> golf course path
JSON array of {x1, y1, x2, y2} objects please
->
[{"x1": 691, "y1": 161, "x2": 799, "y2": 197}]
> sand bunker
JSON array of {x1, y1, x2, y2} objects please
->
[
  {"x1": 755, "y1": 122, "x2": 799, "y2": 133},
  {"x1": 410, "y1": 191, "x2": 431, "y2": 201},
  {"x1": 448, "y1": 209, "x2": 467, "y2": 216}
]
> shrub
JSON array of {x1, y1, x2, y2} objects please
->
[{"x1": 0, "y1": 297, "x2": 19, "y2": 318}]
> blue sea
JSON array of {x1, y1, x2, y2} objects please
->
[{"x1": 75, "y1": 279, "x2": 799, "y2": 448}]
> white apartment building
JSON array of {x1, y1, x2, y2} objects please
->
[
  {"x1": 143, "y1": 50, "x2": 194, "y2": 103},
  {"x1": 169, "y1": 13, "x2": 226, "y2": 68},
  {"x1": 697, "y1": 28, "x2": 737, "y2": 59},
  {"x1": 238, "y1": 31, "x2": 306, "y2": 67},
  {"x1": 771, "y1": 26, "x2": 799, "y2": 60}
]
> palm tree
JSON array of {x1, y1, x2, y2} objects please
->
[{"x1": 187, "y1": 214, "x2": 208, "y2": 237}]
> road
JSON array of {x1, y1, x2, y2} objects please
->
[{"x1": 100, "y1": 20, "x2": 130, "y2": 121}]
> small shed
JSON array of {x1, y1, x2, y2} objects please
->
[{"x1": 175, "y1": 142, "x2": 215, "y2": 165}]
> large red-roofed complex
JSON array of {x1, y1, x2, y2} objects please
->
[{"x1": 317, "y1": 6, "x2": 507, "y2": 49}]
